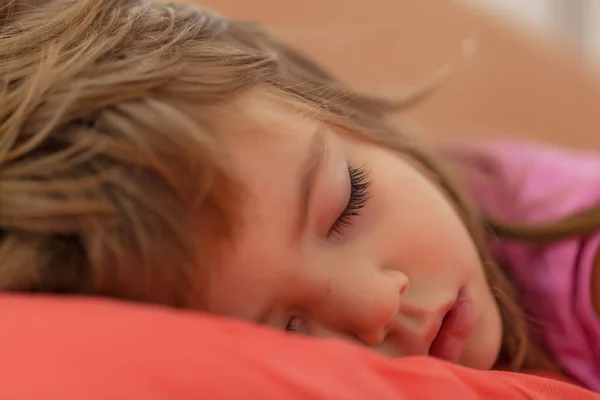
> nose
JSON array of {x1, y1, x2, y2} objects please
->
[{"x1": 312, "y1": 268, "x2": 409, "y2": 346}]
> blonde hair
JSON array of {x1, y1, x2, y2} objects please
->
[{"x1": 2, "y1": 0, "x2": 599, "y2": 372}]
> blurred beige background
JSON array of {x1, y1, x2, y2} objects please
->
[
  {"x1": 187, "y1": 0, "x2": 600, "y2": 151},
  {"x1": 463, "y1": 0, "x2": 599, "y2": 64}
]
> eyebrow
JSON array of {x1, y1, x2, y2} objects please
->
[{"x1": 295, "y1": 126, "x2": 327, "y2": 237}]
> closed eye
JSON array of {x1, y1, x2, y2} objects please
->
[
  {"x1": 285, "y1": 316, "x2": 307, "y2": 334},
  {"x1": 327, "y1": 164, "x2": 371, "y2": 239}
]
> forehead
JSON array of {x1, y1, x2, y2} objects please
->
[
  {"x1": 212, "y1": 90, "x2": 319, "y2": 147},
  {"x1": 201, "y1": 91, "x2": 322, "y2": 314},
  {"x1": 207, "y1": 90, "x2": 321, "y2": 191},
  {"x1": 206, "y1": 91, "x2": 320, "y2": 231}
]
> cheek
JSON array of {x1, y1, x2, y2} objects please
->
[{"x1": 367, "y1": 152, "x2": 480, "y2": 280}]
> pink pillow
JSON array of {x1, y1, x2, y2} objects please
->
[{"x1": 0, "y1": 294, "x2": 597, "y2": 399}]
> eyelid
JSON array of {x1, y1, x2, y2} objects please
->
[
  {"x1": 310, "y1": 147, "x2": 347, "y2": 237},
  {"x1": 286, "y1": 316, "x2": 308, "y2": 334},
  {"x1": 296, "y1": 129, "x2": 328, "y2": 238},
  {"x1": 327, "y1": 164, "x2": 372, "y2": 239}
]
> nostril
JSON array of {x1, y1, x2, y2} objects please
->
[
  {"x1": 382, "y1": 267, "x2": 409, "y2": 296},
  {"x1": 400, "y1": 283, "x2": 408, "y2": 296},
  {"x1": 396, "y1": 273, "x2": 409, "y2": 296}
]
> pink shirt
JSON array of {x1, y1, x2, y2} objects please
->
[{"x1": 452, "y1": 141, "x2": 600, "y2": 391}]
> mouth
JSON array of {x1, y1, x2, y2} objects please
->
[{"x1": 428, "y1": 290, "x2": 475, "y2": 363}]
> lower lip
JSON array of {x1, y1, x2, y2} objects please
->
[{"x1": 429, "y1": 291, "x2": 475, "y2": 363}]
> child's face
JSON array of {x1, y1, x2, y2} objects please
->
[{"x1": 203, "y1": 91, "x2": 502, "y2": 370}]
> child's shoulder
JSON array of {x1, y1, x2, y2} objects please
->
[{"x1": 444, "y1": 139, "x2": 600, "y2": 224}]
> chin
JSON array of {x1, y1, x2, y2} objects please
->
[
  {"x1": 460, "y1": 320, "x2": 503, "y2": 370},
  {"x1": 461, "y1": 348, "x2": 500, "y2": 370}
]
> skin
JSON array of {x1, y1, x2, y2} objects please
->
[{"x1": 202, "y1": 90, "x2": 503, "y2": 370}]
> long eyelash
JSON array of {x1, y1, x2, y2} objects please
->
[{"x1": 327, "y1": 164, "x2": 372, "y2": 238}]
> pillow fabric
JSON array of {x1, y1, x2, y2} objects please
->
[{"x1": 0, "y1": 295, "x2": 598, "y2": 400}]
